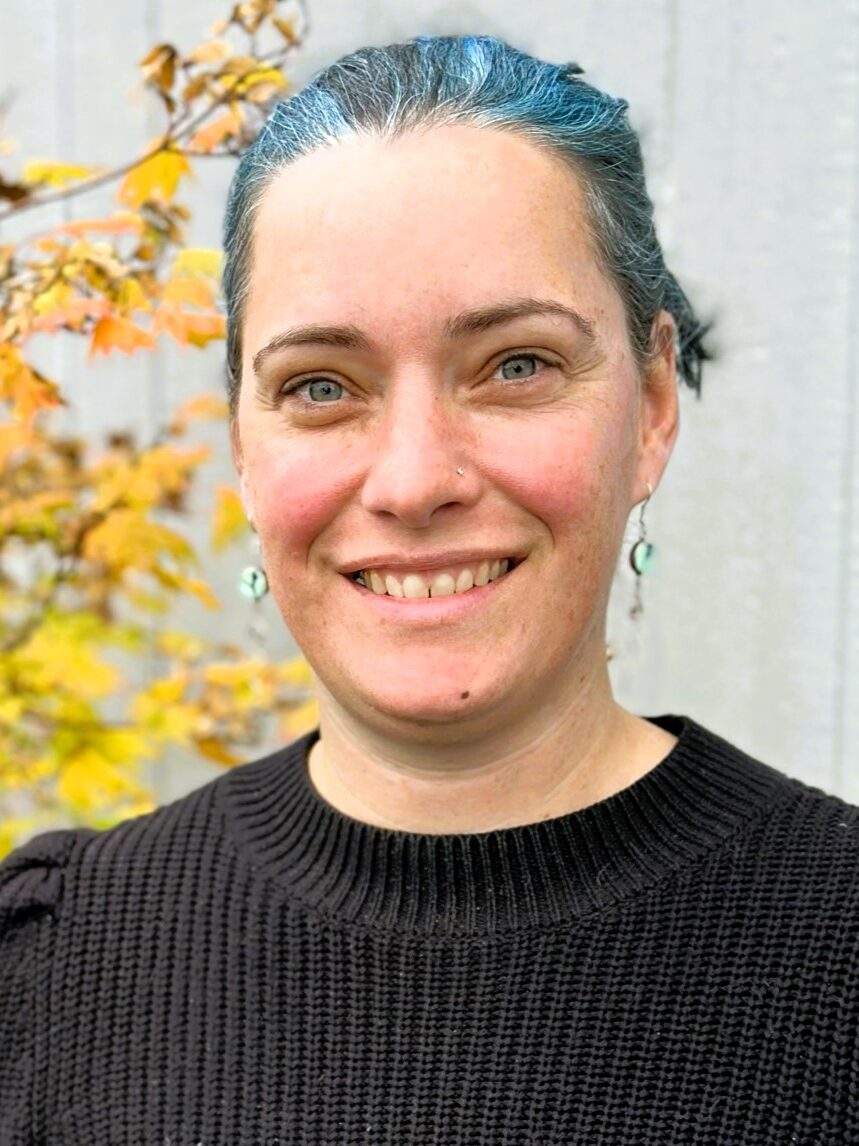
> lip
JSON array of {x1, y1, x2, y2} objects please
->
[
  {"x1": 337, "y1": 549, "x2": 524, "y2": 576},
  {"x1": 340, "y1": 558, "x2": 519, "y2": 623}
]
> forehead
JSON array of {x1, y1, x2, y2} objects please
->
[{"x1": 245, "y1": 123, "x2": 619, "y2": 350}]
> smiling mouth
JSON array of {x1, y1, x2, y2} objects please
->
[{"x1": 346, "y1": 557, "x2": 521, "y2": 599}]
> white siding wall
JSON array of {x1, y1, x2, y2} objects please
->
[{"x1": 1, "y1": 0, "x2": 857, "y2": 802}]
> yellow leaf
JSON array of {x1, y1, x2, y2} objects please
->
[
  {"x1": 23, "y1": 159, "x2": 105, "y2": 187},
  {"x1": 132, "y1": 676, "x2": 201, "y2": 746},
  {"x1": 150, "y1": 567, "x2": 220, "y2": 609},
  {"x1": 211, "y1": 485, "x2": 248, "y2": 551},
  {"x1": 83, "y1": 509, "x2": 194, "y2": 572},
  {"x1": 31, "y1": 281, "x2": 74, "y2": 316},
  {"x1": 57, "y1": 747, "x2": 149, "y2": 813},
  {"x1": 155, "y1": 630, "x2": 208, "y2": 660},
  {"x1": 117, "y1": 148, "x2": 191, "y2": 208},
  {"x1": 172, "y1": 247, "x2": 222, "y2": 278},
  {"x1": 116, "y1": 278, "x2": 151, "y2": 314},
  {"x1": 13, "y1": 615, "x2": 124, "y2": 700},
  {"x1": 162, "y1": 276, "x2": 216, "y2": 308},
  {"x1": 0, "y1": 489, "x2": 77, "y2": 539},
  {"x1": 90, "y1": 443, "x2": 209, "y2": 512},
  {"x1": 194, "y1": 736, "x2": 242, "y2": 766},
  {"x1": 0, "y1": 695, "x2": 24, "y2": 725}
]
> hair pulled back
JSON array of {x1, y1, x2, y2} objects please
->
[{"x1": 222, "y1": 34, "x2": 712, "y2": 418}]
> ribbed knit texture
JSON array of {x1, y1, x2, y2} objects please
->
[{"x1": 1, "y1": 712, "x2": 858, "y2": 1144}]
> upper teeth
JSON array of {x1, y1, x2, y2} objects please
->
[{"x1": 357, "y1": 559, "x2": 511, "y2": 598}]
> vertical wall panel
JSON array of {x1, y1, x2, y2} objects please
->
[
  {"x1": 0, "y1": 0, "x2": 856, "y2": 803},
  {"x1": 645, "y1": 0, "x2": 859, "y2": 788}
]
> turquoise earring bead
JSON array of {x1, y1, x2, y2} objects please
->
[
  {"x1": 629, "y1": 540, "x2": 655, "y2": 575},
  {"x1": 239, "y1": 566, "x2": 269, "y2": 601}
]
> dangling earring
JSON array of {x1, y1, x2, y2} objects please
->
[
  {"x1": 239, "y1": 529, "x2": 270, "y2": 656},
  {"x1": 238, "y1": 563, "x2": 268, "y2": 601},
  {"x1": 628, "y1": 481, "x2": 655, "y2": 621}
]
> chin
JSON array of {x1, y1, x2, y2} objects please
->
[{"x1": 345, "y1": 675, "x2": 518, "y2": 743}]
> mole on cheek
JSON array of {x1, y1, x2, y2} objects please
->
[{"x1": 460, "y1": 691, "x2": 470, "y2": 699}]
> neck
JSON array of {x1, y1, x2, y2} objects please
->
[{"x1": 307, "y1": 663, "x2": 678, "y2": 835}]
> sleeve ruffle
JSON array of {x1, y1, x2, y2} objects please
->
[{"x1": 0, "y1": 828, "x2": 86, "y2": 927}]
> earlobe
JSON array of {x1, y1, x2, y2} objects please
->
[{"x1": 240, "y1": 477, "x2": 255, "y2": 526}]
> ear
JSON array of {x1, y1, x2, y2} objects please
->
[
  {"x1": 230, "y1": 416, "x2": 255, "y2": 526},
  {"x1": 634, "y1": 309, "x2": 680, "y2": 502}
]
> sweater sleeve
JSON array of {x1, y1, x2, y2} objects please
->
[{"x1": 0, "y1": 829, "x2": 88, "y2": 1145}]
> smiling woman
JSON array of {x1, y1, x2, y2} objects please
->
[{"x1": 2, "y1": 32, "x2": 858, "y2": 1146}]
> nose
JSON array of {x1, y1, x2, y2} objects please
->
[{"x1": 360, "y1": 382, "x2": 479, "y2": 528}]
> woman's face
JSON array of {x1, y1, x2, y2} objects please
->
[{"x1": 233, "y1": 124, "x2": 678, "y2": 739}]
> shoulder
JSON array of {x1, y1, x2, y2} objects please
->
[
  {"x1": 0, "y1": 763, "x2": 235, "y2": 935},
  {"x1": 710, "y1": 740, "x2": 859, "y2": 924},
  {"x1": 0, "y1": 827, "x2": 96, "y2": 932},
  {"x1": 672, "y1": 714, "x2": 859, "y2": 907}
]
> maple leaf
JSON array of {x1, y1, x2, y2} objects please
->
[
  {"x1": 89, "y1": 314, "x2": 156, "y2": 356},
  {"x1": 83, "y1": 508, "x2": 194, "y2": 573},
  {"x1": 188, "y1": 106, "x2": 245, "y2": 153},
  {"x1": 172, "y1": 247, "x2": 222, "y2": 277},
  {"x1": 168, "y1": 391, "x2": 229, "y2": 437},
  {"x1": 117, "y1": 148, "x2": 192, "y2": 209},
  {"x1": 153, "y1": 306, "x2": 225, "y2": 347}
]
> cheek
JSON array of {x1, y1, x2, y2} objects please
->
[
  {"x1": 481, "y1": 410, "x2": 628, "y2": 532},
  {"x1": 248, "y1": 438, "x2": 356, "y2": 560}
]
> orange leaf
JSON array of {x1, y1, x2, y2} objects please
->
[
  {"x1": 171, "y1": 391, "x2": 229, "y2": 428},
  {"x1": 186, "y1": 38, "x2": 233, "y2": 64},
  {"x1": 153, "y1": 307, "x2": 225, "y2": 348},
  {"x1": 58, "y1": 212, "x2": 144, "y2": 237},
  {"x1": 117, "y1": 148, "x2": 191, "y2": 209},
  {"x1": 188, "y1": 107, "x2": 244, "y2": 154},
  {"x1": 89, "y1": 315, "x2": 155, "y2": 357},
  {"x1": 0, "y1": 344, "x2": 66, "y2": 421}
]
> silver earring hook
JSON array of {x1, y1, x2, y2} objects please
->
[{"x1": 639, "y1": 481, "x2": 653, "y2": 535}]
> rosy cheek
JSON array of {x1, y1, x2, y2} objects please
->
[
  {"x1": 249, "y1": 443, "x2": 354, "y2": 556},
  {"x1": 480, "y1": 420, "x2": 604, "y2": 525}
]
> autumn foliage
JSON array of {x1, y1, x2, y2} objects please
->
[{"x1": 0, "y1": 1, "x2": 316, "y2": 857}]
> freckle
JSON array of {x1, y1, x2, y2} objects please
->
[{"x1": 460, "y1": 691, "x2": 470, "y2": 699}]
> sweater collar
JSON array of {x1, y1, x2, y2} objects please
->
[{"x1": 218, "y1": 714, "x2": 790, "y2": 934}]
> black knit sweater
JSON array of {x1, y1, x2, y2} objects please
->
[{"x1": 2, "y1": 712, "x2": 858, "y2": 1144}]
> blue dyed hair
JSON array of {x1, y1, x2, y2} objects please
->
[{"x1": 222, "y1": 34, "x2": 711, "y2": 418}]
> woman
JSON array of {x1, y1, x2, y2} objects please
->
[{"x1": 2, "y1": 34, "x2": 857, "y2": 1144}]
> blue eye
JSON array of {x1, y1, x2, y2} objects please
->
[
  {"x1": 501, "y1": 352, "x2": 540, "y2": 380},
  {"x1": 285, "y1": 378, "x2": 344, "y2": 402}
]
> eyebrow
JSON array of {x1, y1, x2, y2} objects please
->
[{"x1": 251, "y1": 297, "x2": 598, "y2": 378}]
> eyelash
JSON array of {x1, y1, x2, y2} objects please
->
[{"x1": 279, "y1": 352, "x2": 556, "y2": 403}]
